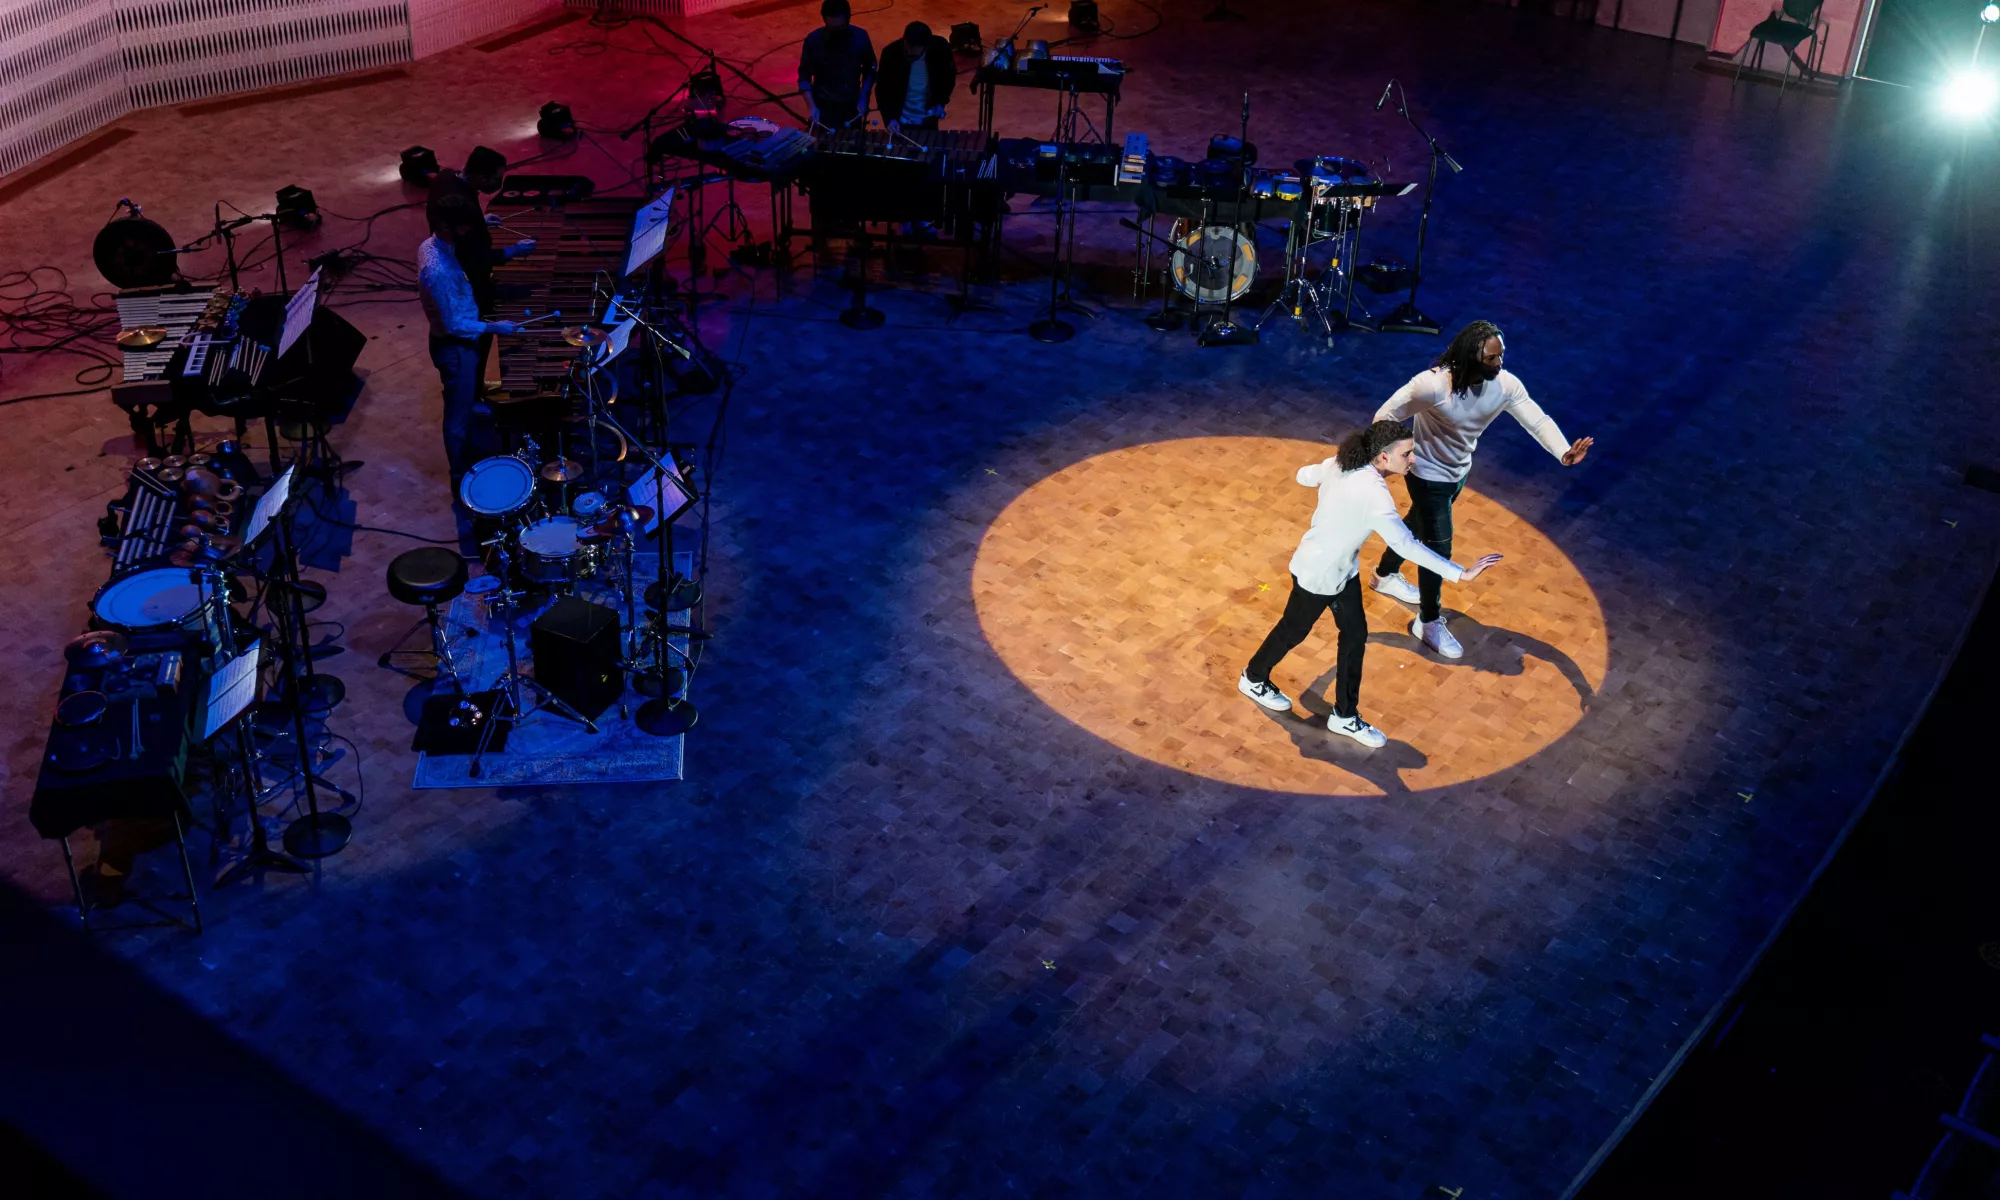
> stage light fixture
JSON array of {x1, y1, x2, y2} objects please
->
[
  {"x1": 275, "y1": 184, "x2": 319, "y2": 228},
  {"x1": 398, "y1": 145, "x2": 440, "y2": 186},
  {"x1": 949, "y1": 22, "x2": 982, "y2": 54},
  {"x1": 538, "y1": 101, "x2": 577, "y2": 139},
  {"x1": 1982, "y1": 3, "x2": 1999, "y2": 23},
  {"x1": 1069, "y1": 1, "x2": 1100, "y2": 33},
  {"x1": 1939, "y1": 69, "x2": 1999, "y2": 119}
]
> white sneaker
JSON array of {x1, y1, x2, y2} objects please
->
[
  {"x1": 1328, "y1": 713, "x2": 1387, "y2": 747},
  {"x1": 1237, "y1": 674, "x2": 1292, "y2": 711},
  {"x1": 1371, "y1": 571, "x2": 1421, "y2": 604},
  {"x1": 1411, "y1": 617, "x2": 1463, "y2": 659}
]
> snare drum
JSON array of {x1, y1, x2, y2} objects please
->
[
  {"x1": 459, "y1": 455, "x2": 537, "y2": 516},
  {"x1": 518, "y1": 516, "x2": 603, "y2": 587},
  {"x1": 92, "y1": 567, "x2": 209, "y2": 635}
]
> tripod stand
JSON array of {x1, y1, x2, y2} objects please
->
[
  {"x1": 1029, "y1": 82, "x2": 1099, "y2": 343},
  {"x1": 468, "y1": 540, "x2": 597, "y2": 778},
  {"x1": 214, "y1": 714, "x2": 307, "y2": 886},
  {"x1": 1377, "y1": 82, "x2": 1461, "y2": 336}
]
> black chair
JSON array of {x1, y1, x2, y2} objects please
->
[
  {"x1": 1735, "y1": 0, "x2": 1828, "y2": 94},
  {"x1": 378, "y1": 548, "x2": 469, "y2": 689}
]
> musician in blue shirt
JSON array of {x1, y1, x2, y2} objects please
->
[{"x1": 418, "y1": 196, "x2": 522, "y2": 545}]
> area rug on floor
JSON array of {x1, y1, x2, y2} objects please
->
[{"x1": 412, "y1": 551, "x2": 693, "y2": 789}]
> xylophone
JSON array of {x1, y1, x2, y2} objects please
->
[{"x1": 489, "y1": 197, "x2": 646, "y2": 396}]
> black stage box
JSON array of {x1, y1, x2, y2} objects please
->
[{"x1": 529, "y1": 596, "x2": 622, "y2": 719}]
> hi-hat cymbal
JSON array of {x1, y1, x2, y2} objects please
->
[
  {"x1": 539, "y1": 459, "x2": 585, "y2": 482},
  {"x1": 561, "y1": 325, "x2": 613, "y2": 348},
  {"x1": 115, "y1": 326, "x2": 169, "y2": 348}
]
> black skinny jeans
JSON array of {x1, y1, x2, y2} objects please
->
[
  {"x1": 1375, "y1": 474, "x2": 1464, "y2": 623},
  {"x1": 1245, "y1": 574, "x2": 1367, "y2": 719}
]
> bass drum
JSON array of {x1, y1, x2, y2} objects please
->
[{"x1": 1170, "y1": 223, "x2": 1258, "y2": 304}]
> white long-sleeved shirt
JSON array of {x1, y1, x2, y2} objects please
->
[
  {"x1": 1373, "y1": 366, "x2": 1570, "y2": 484},
  {"x1": 1288, "y1": 458, "x2": 1465, "y2": 596},
  {"x1": 416, "y1": 235, "x2": 495, "y2": 341}
]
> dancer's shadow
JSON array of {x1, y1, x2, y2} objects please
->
[
  {"x1": 1364, "y1": 607, "x2": 1596, "y2": 710},
  {"x1": 1254, "y1": 706, "x2": 1430, "y2": 795}
]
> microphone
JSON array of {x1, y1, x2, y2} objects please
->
[{"x1": 1375, "y1": 82, "x2": 1394, "y2": 112}]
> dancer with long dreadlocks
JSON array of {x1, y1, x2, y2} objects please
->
[
  {"x1": 1239, "y1": 421, "x2": 1504, "y2": 747},
  {"x1": 1370, "y1": 321, "x2": 1595, "y2": 659}
]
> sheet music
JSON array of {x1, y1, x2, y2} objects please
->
[
  {"x1": 200, "y1": 641, "x2": 261, "y2": 740},
  {"x1": 623, "y1": 189, "x2": 677, "y2": 278},
  {"x1": 631, "y1": 460, "x2": 695, "y2": 532},
  {"x1": 241, "y1": 464, "x2": 295, "y2": 548},
  {"x1": 593, "y1": 308, "x2": 640, "y2": 367},
  {"x1": 277, "y1": 267, "x2": 321, "y2": 358}
]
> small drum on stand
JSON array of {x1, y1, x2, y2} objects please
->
[
  {"x1": 459, "y1": 455, "x2": 538, "y2": 519},
  {"x1": 92, "y1": 568, "x2": 211, "y2": 637},
  {"x1": 518, "y1": 516, "x2": 604, "y2": 589},
  {"x1": 571, "y1": 490, "x2": 608, "y2": 521}
]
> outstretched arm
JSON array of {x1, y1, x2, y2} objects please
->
[
  {"x1": 1371, "y1": 511, "x2": 1465, "y2": 582},
  {"x1": 1502, "y1": 378, "x2": 1592, "y2": 465}
]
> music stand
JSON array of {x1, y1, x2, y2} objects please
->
[
  {"x1": 238, "y1": 466, "x2": 350, "y2": 858},
  {"x1": 204, "y1": 643, "x2": 308, "y2": 885},
  {"x1": 623, "y1": 189, "x2": 679, "y2": 279}
]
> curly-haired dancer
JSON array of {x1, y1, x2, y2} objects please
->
[
  {"x1": 1240, "y1": 422, "x2": 1504, "y2": 747},
  {"x1": 1371, "y1": 321, "x2": 1593, "y2": 659}
]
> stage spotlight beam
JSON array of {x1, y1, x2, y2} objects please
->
[{"x1": 1939, "y1": 70, "x2": 1999, "y2": 120}]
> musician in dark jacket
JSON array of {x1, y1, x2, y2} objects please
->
[
  {"x1": 876, "y1": 21, "x2": 955, "y2": 132},
  {"x1": 797, "y1": 0, "x2": 876, "y2": 129}
]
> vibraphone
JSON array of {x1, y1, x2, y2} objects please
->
[
  {"x1": 489, "y1": 197, "x2": 645, "y2": 396},
  {"x1": 798, "y1": 127, "x2": 998, "y2": 232}
]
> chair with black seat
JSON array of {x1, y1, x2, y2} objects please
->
[
  {"x1": 1735, "y1": 0, "x2": 1828, "y2": 94},
  {"x1": 379, "y1": 547, "x2": 469, "y2": 690}
]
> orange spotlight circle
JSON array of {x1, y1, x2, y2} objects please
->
[{"x1": 972, "y1": 437, "x2": 1608, "y2": 796}]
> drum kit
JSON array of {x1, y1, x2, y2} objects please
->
[
  {"x1": 458, "y1": 435, "x2": 658, "y2": 599},
  {"x1": 1144, "y1": 145, "x2": 1413, "y2": 340}
]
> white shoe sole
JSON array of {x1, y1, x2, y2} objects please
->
[
  {"x1": 1410, "y1": 618, "x2": 1463, "y2": 659},
  {"x1": 1327, "y1": 718, "x2": 1387, "y2": 748},
  {"x1": 1371, "y1": 573, "x2": 1422, "y2": 604},
  {"x1": 1237, "y1": 675, "x2": 1292, "y2": 712}
]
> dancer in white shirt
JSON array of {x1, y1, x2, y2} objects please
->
[
  {"x1": 1239, "y1": 421, "x2": 1503, "y2": 747},
  {"x1": 1371, "y1": 321, "x2": 1593, "y2": 659}
]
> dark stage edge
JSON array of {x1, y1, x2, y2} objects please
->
[{"x1": 2, "y1": 3, "x2": 1999, "y2": 1199}]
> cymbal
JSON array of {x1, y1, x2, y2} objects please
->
[
  {"x1": 562, "y1": 325, "x2": 613, "y2": 348},
  {"x1": 539, "y1": 459, "x2": 585, "y2": 482},
  {"x1": 587, "y1": 504, "x2": 653, "y2": 539},
  {"x1": 115, "y1": 326, "x2": 169, "y2": 348},
  {"x1": 65, "y1": 630, "x2": 129, "y2": 669}
]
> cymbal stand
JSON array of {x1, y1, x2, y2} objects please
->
[
  {"x1": 468, "y1": 540, "x2": 597, "y2": 779},
  {"x1": 1197, "y1": 94, "x2": 1259, "y2": 347},
  {"x1": 574, "y1": 353, "x2": 700, "y2": 736}
]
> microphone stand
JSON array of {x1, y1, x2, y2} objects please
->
[{"x1": 1378, "y1": 83, "x2": 1460, "y2": 336}]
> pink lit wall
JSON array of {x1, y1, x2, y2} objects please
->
[{"x1": 1709, "y1": 0, "x2": 1872, "y2": 77}]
